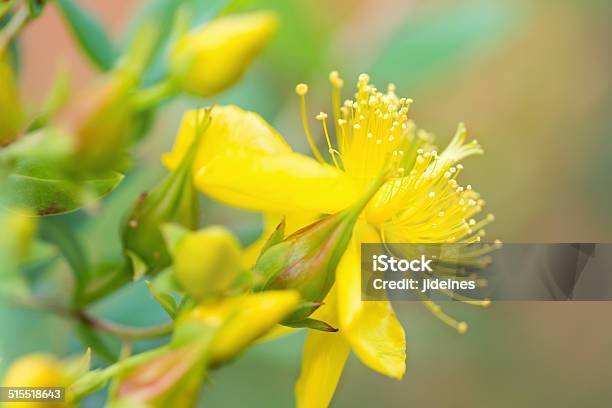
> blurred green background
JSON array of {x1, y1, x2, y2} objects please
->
[{"x1": 3, "y1": 0, "x2": 612, "y2": 406}]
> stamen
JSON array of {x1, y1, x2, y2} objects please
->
[
  {"x1": 422, "y1": 300, "x2": 469, "y2": 334},
  {"x1": 296, "y1": 83, "x2": 325, "y2": 164},
  {"x1": 329, "y1": 71, "x2": 344, "y2": 141},
  {"x1": 316, "y1": 112, "x2": 340, "y2": 169}
]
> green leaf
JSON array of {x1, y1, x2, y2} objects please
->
[
  {"x1": 0, "y1": 161, "x2": 123, "y2": 216},
  {"x1": 76, "y1": 323, "x2": 119, "y2": 363},
  {"x1": 160, "y1": 223, "x2": 189, "y2": 257},
  {"x1": 64, "y1": 348, "x2": 92, "y2": 380},
  {"x1": 55, "y1": 0, "x2": 118, "y2": 70},
  {"x1": 40, "y1": 218, "x2": 90, "y2": 289},
  {"x1": 0, "y1": 128, "x2": 72, "y2": 165},
  {"x1": 146, "y1": 280, "x2": 178, "y2": 318},
  {"x1": 283, "y1": 317, "x2": 337, "y2": 332},
  {"x1": 20, "y1": 240, "x2": 57, "y2": 267},
  {"x1": 124, "y1": 0, "x2": 230, "y2": 84},
  {"x1": 257, "y1": 218, "x2": 285, "y2": 261},
  {"x1": 151, "y1": 267, "x2": 182, "y2": 293},
  {"x1": 27, "y1": 0, "x2": 45, "y2": 18},
  {"x1": 125, "y1": 251, "x2": 147, "y2": 281}
]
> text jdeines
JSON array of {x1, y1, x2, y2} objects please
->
[{"x1": 370, "y1": 254, "x2": 477, "y2": 293}]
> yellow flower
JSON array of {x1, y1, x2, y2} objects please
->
[
  {"x1": 169, "y1": 12, "x2": 277, "y2": 98},
  {"x1": 1, "y1": 353, "x2": 71, "y2": 408},
  {"x1": 173, "y1": 226, "x2": 242, "y2": 300},
  {"x1": 164, "y1": 72, "x2": 493, "y2": 407}
]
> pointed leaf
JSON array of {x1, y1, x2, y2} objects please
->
[
  {"x1": 76, "y1": 323, "x2": 119, "y2": 363},
  {"x1": 126, "y1": 251, "x2": 147, "y2": 281},
  {"x1": 257, "y1": 218, "x2": 285, "y2": 261},
  {"x1": 283, "y1": 318, "x2": 338, "y2": 332},
  {"x1": 160, "y1": 223, "x2": 189, "y2": 257},
  {"x1": 146, "y1": 280, "x2": 178, "y2": 318},
  {"x1": 0, "y1": 161, "x2": 123, "y2": 215},
  {"x1": 56, "y1": 0, "x2": 118, "y2": 70}
]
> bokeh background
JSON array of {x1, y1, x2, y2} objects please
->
[{"x1": 2, "y1": 0, "x2": 612, "y2": 406}]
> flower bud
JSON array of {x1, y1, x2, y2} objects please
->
[
  {"x1": 169, "y1": 12, "x2": 277, "y2": 97},
  {"x1": 254, "y1": 177, "x2": 386, "y2": 323},
  {"x1": 116, "y1": 344, "x2": 205, "y2": 408},
  {"x1": 0, "y1": 48, "x2": 24, "y2": 146},
  {"x1": 56, "y1": 71, "x2": 136, "y2": 172},
  {"x1": 173, "y1": 226, "x2": 242, "y2": 300},
  {"x1": 121, "y1": 110, "x2": 211, "y2": 275},
  {"x1": 180, "y1": 290, "x2": 300, "y2": 365},
  {"x1": 1, "y1": 353, "x2": 71, "y2": 408}
]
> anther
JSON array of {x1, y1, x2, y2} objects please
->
[
  {"x1": 295, "y1": 83, "x2": 308, "y2": 96},
  {"x1": 329, "y1": 70, "x2": 344, "y2": 87}
]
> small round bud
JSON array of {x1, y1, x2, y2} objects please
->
[{"x1": 174, "y1": 226, "x2": 242, "y2": 300}]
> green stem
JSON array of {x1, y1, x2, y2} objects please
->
[
  {"x1": 0, "y1": 4, "x2": 29, "y2": 49},
  {"x1": 71, "y1": 345, "x2": 170, "y2": 398},
  {"x1": 8, "y1": 296, "x2": 174, "y2": 340},
  {"x1": 131, "y1": 79, "x2": 176, "y2": 111}
]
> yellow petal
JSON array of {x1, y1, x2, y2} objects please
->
[
  {"x1": 163, "y1": 105, "x2": 291, "y2": 170},
  {"x1": 295, "y1": 288, "x2": 349, "y2": 408},
  {"x1": 163, "y1": 105, "x2": 361, "y2": 214},
  {"x1": 336, "y1": 221, "x2": 406, "y2": 379}
]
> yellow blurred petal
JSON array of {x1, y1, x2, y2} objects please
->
[
  {"x1": 256, "y1": 324, "x2": 297, "y2": 344},
  {"x1": 184, "y1": 290, "x2": 300, "y2": 364},
  {"x1": 170, "y1": 12, "x2": 277, "y2": 97},
  {"x1": 295, "y1": 289, "x2": 349, "y2": 408},
  {"x1": 163, "y1": 105, "x2": 361, "y2": 214},
  {"x1": 0, "y1": 50, "x2": 23, "y2": 144},
  {"x1": 2, "y1": 353, "x2": 71, "y2": 408},
  {"x1": 336, "y1": 222, "x2": 406, "y2": 379}
]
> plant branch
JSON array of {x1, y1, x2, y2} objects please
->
[
  {"x1": 8, "y1": 296, "x2": 174, "y2": 340},
  {"x1": 131, "y1": 79, "x2": 176, "y2": 111}
]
